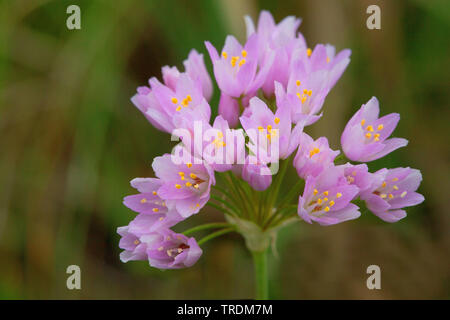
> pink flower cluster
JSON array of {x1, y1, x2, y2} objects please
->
[{"x1": 118, "y1": 11, "x2": 424, "y2": 269}]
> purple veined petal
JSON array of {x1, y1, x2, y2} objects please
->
[
  {"x1": 184, "y1": 49, "x2": 213, "y2": 101},
  {"x1": 297, "y1": 195, "x2": 313, "y2": 224},
  {"x1": 130, "y1": 178, "x2": 162, "y2": 194},
  {"x1": 364, "y1": 193, "x2": 391, "y2": 213},
  {"x1": 214, "y1": 59, "x2": 243, "y2": 98},
  {"x1": 179, "y1": 237, "x2": 203, "y2": 267},
  {"x1": 372, "y1": 209, "x2": 407, "y2": 223},
  {"x1": 326, "y1": 51, "x2": 351, "y2": 89},
  {"x1": 310, "y1": 44, "x2": 328, "y2": 71},
  {"x1": 256, "y1": 10, "x2": 276, "y2": 42},
  {"x1": 244, "y1": 15, "x2": 256, "y2": 38},
  {"x1": 388, "y1": 191, "x2": 424, "y2": 210},
  {"x1": 128, "y1": 213, "x2": 170, "y2": 236},
  {"x1": 395, "y1": 168, "x2": 422, "y2": 191},
  {"x1": 144, "y1": 108, "x2": 175, "y2": 133},
  {"x1": 360, "y1": 96, "x2": 380, "y2": 123},
  {"x1": 261, "y1": 48, "x2": 289, "y2": 97},
  {"x1": 313, "y1": 203, "x2": 361, "y2": 226},
  {"x1": 247, "y1": 49, "x2": 275, "y2": 95},
  {"x1": 161, "y1": 65, "x2": 180, "y2": 90},
  {"x1": 175, "y1": 195, "x2": 209, "y2": 218},
  {"x1": 223, "y1": 35, "x2": 243, "y2": 56},
  {"x1": 365, "y1": 138, "x2": 409, "y2": 162},
  {"x1": 152, "y1": 154, "x2": 181, "y2": 181},
  {"x1": 123, "y1": 193, "x2": 167, "y2": 214},
  {"x1": 237, "y1": 59, "x2": 257, "y2": 93},
  {"x1": 157, "y1": 182, "x2": 193, "y2": 200}
]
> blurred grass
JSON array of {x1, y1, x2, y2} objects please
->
[{"x1": 0, "y1": 0, "x2": 448, "y2": 299}]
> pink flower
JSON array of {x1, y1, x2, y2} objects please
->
[{"x1": 341, "y1": 97, "x2": 408, "y2": 162}]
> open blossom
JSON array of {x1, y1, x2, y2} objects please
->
[
  {"x1": 360, "y1": 167, "x2": 424, "y2": 222},
  {"x1": 152, "y1": 154, "x2": 215, "y2": 218},
  {"x1": 146, "y1": 229, "x2": 202, "y2": 269},
  {"x1": 341, "y1": 97, "x2": 408, "y2": 162},
  {"x1": 205, "y1": 34, "x2": 274, "y2": 100},
  {"x1": 244, "y1": 10, "x2": 303, "y2": 97},
  {"x1": 240, "y1": 96, "x2": 303, "y2": 160},
  {"x1": 337, "y1": 163, "x2": 373, "y2": 196},
  {"x1": 298, "y1": 165, "x2": 360, "y2": 226},
  {"x1": 293, "y1": 133, "x2": 340, "y2": 179},
  {"x1": 131, "y1": 73, "x2": 211, "y2": 133},
  {"x1": 117, "y1": 226, "x2": 150, "y2": 262}
]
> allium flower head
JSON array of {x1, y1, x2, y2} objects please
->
[
  {"x1": 298, "y1": 165, "x2": 360, "y2": 226},
  {"x1": 117, "y1": 226, "x2": 149, "y2": 263},
  {"x1": 361, "y1": 167, "x2": 424, "y2": 222},
  {"x1": 293, "y1": 133, "x2": 340, "y2": 179},
  {"x1": 341, "y1": 97, "x2": 408, "y2": 162}
]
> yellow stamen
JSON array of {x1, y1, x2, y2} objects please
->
[
  {"x1": 393, "y1": 185, "x2": 399, "y2": 190},
  {"x1": 307, "y1": 90, "x2": 312, "y2": 96},
  {"x1": 185, "y1": 182, "x2": 192, "y2": 187},
  {"x1": 186, "y1": 163, "x2": 192, "y2": 168},
  {"x1": 380, "y1": 194, "x2": 387, "y2": 198},
  {"x1": 329, "y1": 200, "x2": 335, "y2": 206},
  {"x1": 309, "y1": 147, "x2": 320, "y2": 158},
  {"x1": 238, "y1": 59, "x2": 246, "y2": 67},
  {"x1": 193, "y1": 184, "x2": 199, "y2": 189},
  {"x1": 267, "y1": 125, "x2": 272, "y2": 131},
  {"x1": 190, "y1": 173, "x2": 197, "y2": 179},
  {"x1": 381, "y1": 181, "x2": 387, "y2": 188},
  {"x1": 171, "y1": 97, "x2": 178, "y2": 104},
  {"x1": 307, "y1": 48, "x2": 312, "y2": 57},
  {"x1": 186, "y1": 95, "x2": 192, "y2": 102},
  {"x1": 176, "y1": 106, "x2": 181, "y2": 111},
  {"x1": 377, "y1": 124, "x2": 384, "y2": 131},
  {"x1": 392, "y1": 178, "x2": 398, "y2": 182},
  {"x1": 326, "y1": 57, "x2": 330, "y2": 63},
  {"x1": 296, "y1": 80, "x2": 301, "y2": 86},
  {"x1": 134, "y1": 240, "x2": 140, "y2": 245},
  {"x1": 324, "y1": 206, "x2": 330, "y2": 212},
  {"x1": 366, "y1": 125, "x2": 374, "y2": 132},
  {"x1": 222, "y1": 51, "x2": 228, "y2": 59},
  {"x1": 152, "y1": 191, "x2": 157, "y2": 195},
  {"x1": 175, "y1": 184, "x2": 182, "y2": 189},
  {"x1": 317, "y1": 198, "x2": 322, "y2": 204},
  {"x1": 274, "y1": 117, "x2": 280, "y2": 124},
  {"x1": 323, "y1": 197, "x2": 328, "y2": 202},
  {"x1": 365, "y1": 132, "x2": 372, "y2": 139},
  {"x1": 388, "y1": 194, "x2": 394, "y2": 199},
  {"x1": 258, "y1": 126, "x2": 264, "y2": 132},
  {"x1": 159, "y1": 217, "x2": 164, "y2": 221},
  {"x1": 303, "y1": 89, "x2": 308, "y2": 94},
  {"x1": 152, "y1": 208, "x2": 159, "y2": 212},
  {"x1": 323, "y1": 191, "x2": 329, "y2": 196},
  {"x1": 241, "y1": 50, "x2": 247, "y2": 57},
  {"x1": 196, "y1": 203, "x2": 200, "y2": 207},
  {"x1": 401, "y1": 191, "x2": 407, "y2": 198},
  {"x1": 158, "y1": 246, "x2": 163, "y2": 251},
  {"x1": 361, "y1": 119, "x2": 366, "y2": 126},
  {"x1": 140, "y1": 198, "x2": 147, "y2": 204},
  {"x1": 336, "y1": 193, "x2": 342, "y2": 198},
  {"x1": 313, "y1": 189, "x2": 318, "y2": 195},
  {"x1": 178, "y1": 171, "x2": 185, "y2": 176}
]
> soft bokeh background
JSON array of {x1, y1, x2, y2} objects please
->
[{"x1": 0, "y1": 0, "x2": 449, "y2": 299}]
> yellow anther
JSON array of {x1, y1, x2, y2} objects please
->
[
  {"x1": 196, "y1": 203, "x2": 200, "y2": 207},
  {"x1": 388, "y1": 193, "x2": 394, "y2": 199},
  {"x1": 377, "y1": 124, "x2": 384, "y2": 131},
  {"x1": 167, "y1": 250, "x2": 172, "y2": 257},
  {"x1": 307, "y1": 90, "x2": 312, "y2": 96},
  {"x1": 140, "y1": 198, "x2": 147, "y2": 204},
  {"x1": 366, "y1": 125, "x2": 374, "y2": 132},
  {"x1": 180, "y1": 176, "x2": 185, "y2": 180},
  {"x1": 352, "y1": 171, "x2": 357, "y2": 176},
  {"x1": 336, "y1": 193, "x2": 342, "y2": 198},
  {"x1": 186, "y1": 95, "x2": 192, "y2": 102},
  {"x1": 324, "y1": 206, "x2": 330, "y2": 212},
  {"x1": 301, "y1": 96, "x2": 307, "y2": 104},
  {"x1": 189, "y1": 173, "x2": 197, "y2": 179},
  {"x1": 217, "y1": 131, "x2": 223, "y2": 138},
  {"x1": 361, "y1": 119, "x2": 366, "y2": 126},
  {"x1": 381, "y1": 181, "x2": 387, "y2": 188},
  {"x1": 267, "y1": 125, "x2": 272, "y2": 131},
  {"x1": 176, "y1": 106, "x2": 182, "y2": 111},
  {"x1": 175, "y1": 184, "x2": 182, "y2": 189},
  {"x1": 374, "y1": 133, "x2": 380, "y2": 140},
  {"x1": 380, "y1": 194, "x2": 387, "y2": 198},
  {"x1": 241, "y1": 50, "x2": 247, "y2": 57},
  {"x1": 274, "y1": 117, "x2": 280, "y2": 124},
  {"x1": 152, "y1": 208, "x2": 159, "y2": 212},
  {"x1": 238, "y1": 59, "x2": 246, "y2": 67},
  {"x1": 171, "y1": 97, "x2": 178, "y2": 104},
  {"x1": 177, "y1": 248, "x2": 183, "y2": 253},
  {"x1": 323, "y1": 197, "x2": 328, "y2": 202},
  {"x1": 309, "y1": 147, "x2": 320, "y2": 158},
  {"x1": 185, "y1": 182, "x2": 192, "y2": 187},
  {"x1": 222, "y1": 51, "x2": 228, "y2": 59},
  {"x1": 193, "y1": 184, "x2": 199, "y2": 189},
  {"x1": 159, "y1": 217, "x2": 164, "y2": 221},
  {"x1": 365, "y1": 132, "x2": 372, "y2": 139},
  {"x1": 186, "y1": 163, "x2": 192, "y2": 168},
  {"x1": 162, "y1": 202, "x2": 166, "y2": 206},
  {"x1": 158, "y1": 246, "x2": 163, "y2": 251},
  {"x1": 323, "y1": 191, "x2": 329, "y2": 196},
  {"x1": 134, "y1": 240, "x2": 140, "y2": 245},
  {"x1": 303, "y1": 89, "x2": 308, "y2": 94},
  {"x1": 152, "y1": 191, "x2": 157, "y2": 195},
  {"x1": 181, "y1": 98, "x2": 189, "y2": 107},
  {"x1": 231, "y1": 56, "x2": 239, "y2": 67},
  {"x1": 329, "y1": 200, "x2": 335, "y2": 206},
  {"x1": 317, "y1": 198, "x2": 322, "y2": 204},
  {"x1": 296, "y1": 80, "x2": 301, "y2": 86},
  {"x1": 392, "y1": 177, "x2": 398, "y2": 182},
  {"x1": 393, "y1": 185, "x2": 399, "y2": 190},
  {"x1": 307, "y1": 48, "x2": 312, "y2": 57},
  {"x1": 178, "y1": 171, "x2": 185, "y2": 176},
  {"x1": 313, "y1": 189, "x2": 318, "y2": 195},
  {"x1": 258, "y1": 126, "x2": 264, "y2": 132},
  {"x1": 326, "y1": 57, "x2": 330, "y2": 63},
  {"x1": 266, "y1": 134, "x2": 271, "y2": 140},
  {"x1": 401, "y1": 191, "x2": 407, "y2": 198}
]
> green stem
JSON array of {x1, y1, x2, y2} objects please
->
[
  {"x1": 252, "y1": 250, "x2": 269, "y2": 300},
  {"x1": 183, "y1": 222, "x2": 232, "y2": 236},
  {"x1": 197, "y1": 227, "x2": 235, "y2": 246},
  {"x1": 206, "y1": 202, "x2": 236, "y2": 217}
]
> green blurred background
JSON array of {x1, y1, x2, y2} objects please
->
[{"x1": 0, "y1": 0, "x2": 449, "y2": 299}]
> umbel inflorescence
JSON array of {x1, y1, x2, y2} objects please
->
[{"x1": 118, "y1": 11, "x2": 424, "y2": 272}]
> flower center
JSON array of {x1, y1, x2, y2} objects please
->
[
  {"x1": 172, "y1": 94, "x2": 192, "y2": 111},
  {"x1": 361, "y1": 119, "x2": 383, "y2": 142}
]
